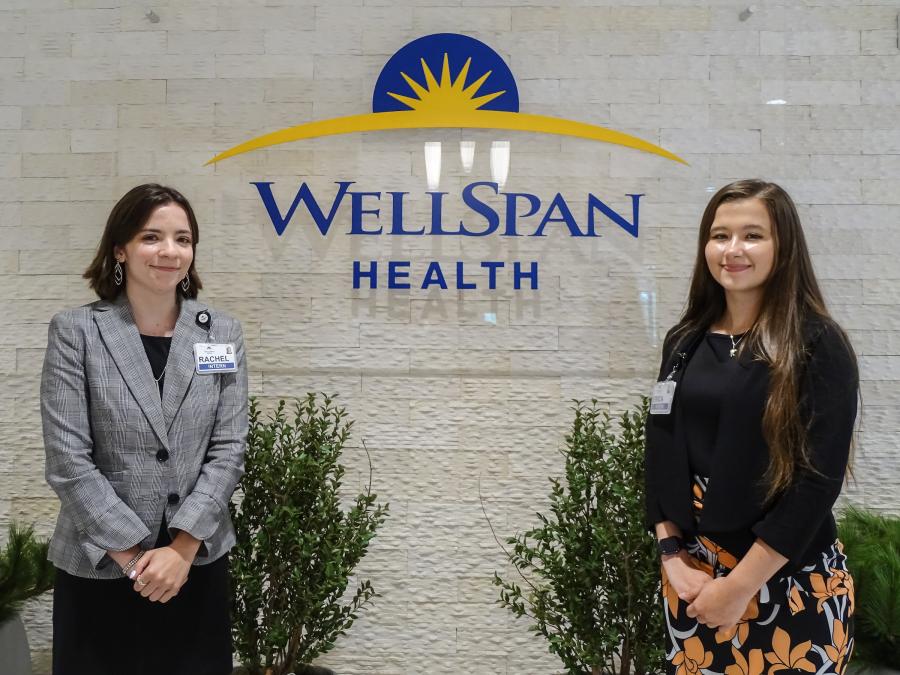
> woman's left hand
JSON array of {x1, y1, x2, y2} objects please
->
[
  {"x1": 131, "y1": 547, "x2": 191, "y2": 603},
  {"x1": 685, "y1": 576, "x2": 755, "y2": 632}
]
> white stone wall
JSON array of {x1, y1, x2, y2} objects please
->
[{"x1": 1, "y1": 1, "x2": 899, "y2": 673}]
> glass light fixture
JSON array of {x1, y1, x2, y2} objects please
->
[
  {"x1": 424, "y1": 141, "x2": 441, "y2": 190},
  {"x1": 490, "y1": 140, "x2": 510, "y2": 190},
  {"x1": 459, "y1": 140, "x2": 475, "y2": 173}
]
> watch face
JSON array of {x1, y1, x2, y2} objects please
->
[{"x1": 658, "y1": 537, "x2": 682, "y2": 555}]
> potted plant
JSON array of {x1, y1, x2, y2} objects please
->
[
  {"x1": 0, "y1": 523, "x2": 55, "y2": 675},
  {"x1": 837, "y1": 506, "x2": 900, "y2": 674},
  {"x1": 489, "y1": 399, "x2": 664, "y2": 675},
  {"x1": 230, "y1": 394, "x2": 389, "y2": 675}
]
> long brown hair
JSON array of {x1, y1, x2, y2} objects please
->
[
  {"x1": 671, "y1": 179, "x2": 855, "y2": 499},
  {"x1": 84, "y1": 183, "x2": 203, "y2": 301}
]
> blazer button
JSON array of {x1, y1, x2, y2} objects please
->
[
  {"x1": 167, "y1": 493, "x2": 180, "y2": 505},
  {"x1": 156, "y1": 449, "x2": 169, "y2": 462}
]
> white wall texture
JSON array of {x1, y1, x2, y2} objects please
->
[{"x1": 1, "y1": 1, "x2": 898, "y2": 673}]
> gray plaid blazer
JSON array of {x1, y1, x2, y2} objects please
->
[{"x1": 41, "y1": 296, "x2": 248, "y2": 579}]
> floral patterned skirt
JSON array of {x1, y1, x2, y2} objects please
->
[{"x1": 662, "y1": 476, "x2": 855, "y2": 675}]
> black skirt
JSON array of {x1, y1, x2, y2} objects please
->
[{"x1": 52, "y1": 535, "x2": 233, "y2": 675}]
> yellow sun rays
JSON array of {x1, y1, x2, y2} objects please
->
[{"x1": 386, "y1": 54, "x2": 507, "y2": 114}]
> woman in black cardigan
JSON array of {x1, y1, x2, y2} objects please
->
[{"x1": 645, "y1": 179, "x2": 858, "y2": 674}]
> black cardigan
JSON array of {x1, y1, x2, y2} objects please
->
[{"x1": 644, "y1": 316, "x2": 858, "y2": 572}]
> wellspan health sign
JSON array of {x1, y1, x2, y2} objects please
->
[{"x1": 209, "y1": 33, "x2": 686, "y2": 291}]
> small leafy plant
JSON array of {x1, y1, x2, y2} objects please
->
[
  {"x1": 837, "y1": 506, "x2": 900, "y2": 669},
  {"x1": 490, "y1": 399, "x2": 664, "y2": 675},
  {"x1": 0, "y1": 523, "x2": 55, "y2": 625},
  {"x1": 230, "y1": 394, "x2": 389, "y2": 675}
]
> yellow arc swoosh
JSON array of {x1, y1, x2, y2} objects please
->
[{"x1": 206, "y1": 110, "x2": 687, "y2": 165}]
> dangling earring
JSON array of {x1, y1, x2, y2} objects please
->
[
  {"x1": 114, "y1": 260, "x2": 123, "y2": 286},
  {"x1": 181, "y1": 275, "x2": 190, "y2": 293}
]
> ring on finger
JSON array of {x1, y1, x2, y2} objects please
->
[{"x1": 136, "y1": 576, "x2": 148, "y2": 588}]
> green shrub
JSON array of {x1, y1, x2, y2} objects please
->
[
  {"x1": 491, "y1": 399, "x2": 664, "y2": 675},
  {"x1": 230, "y1": 395, "x2": 389, "y2": 675},
  {"x1": 0, "y1": 523, "x2": 55, "y2": 625},
  {"x1": 837, "y1": 506, "x2": 900, "y2": 669}
]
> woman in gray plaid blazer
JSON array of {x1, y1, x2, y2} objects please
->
[{"x1": 41, "y1": 184, "x2": 247, "y2": 675}]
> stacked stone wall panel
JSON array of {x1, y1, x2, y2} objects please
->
[{"x1": 2, "y1": 2, "x2": 898, "y2": 673}]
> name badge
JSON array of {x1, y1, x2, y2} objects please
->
[
  {"x1": 193, "y1": 343, "x2": 237, "y2": 374},
  {"x1": 650, "y1": 380, "x2": 677, "y2": 415}
]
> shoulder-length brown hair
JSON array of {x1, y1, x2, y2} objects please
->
[
  {"x1": 671, "y1": 179, "x2": 855, "y2": 498},
  {"x1": 84, "y1": 183, "x2": 203, "y2": 301}
]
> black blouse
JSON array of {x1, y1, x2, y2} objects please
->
[
  {"x1": 645, "y1": 317, "x2": 859, "y2": 570},
  {"x1": 678, "y1": 332, "x2": 748, "y2": 477},
  {"x1": 139, "y1": 334, "x2": 171, "y2": 395},
  {"x1": 139, "y1": 333, "x2": 173, "y2": 546}
]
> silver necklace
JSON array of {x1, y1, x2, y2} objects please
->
[
  {"x1": 728, "y1": 333, "x2": 745, "y2": 358},
  {"x1": 153, "y1": 364, "x2": 167, "y2": 382}
]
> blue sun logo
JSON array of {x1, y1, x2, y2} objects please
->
[
  {"x1": 208, "y1": 33, "x2": 685, "y2": 165},
  {"x1": 373, "y1": 33, "x2": 518, "y2": 114}
]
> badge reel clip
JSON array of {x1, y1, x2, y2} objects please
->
[
  {"x1": 650, "y1": 352, "x2": 685, "y2": 416},
  {"x1": 196, "y1": 311, "x2": 211, "y2": 331}
]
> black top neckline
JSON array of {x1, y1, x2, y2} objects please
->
[{"x1": 140, "y1": 334, "x2": 171, "y2": 393}]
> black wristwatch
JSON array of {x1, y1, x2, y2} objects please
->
[{"x1": 657, "y1": 536, "x2": 684, "y2": 556}]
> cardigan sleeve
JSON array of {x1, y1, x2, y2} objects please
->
[
  {"x1": 644, "y1": 326, "x2": 678, "y2": 530},
  {"x1": 751, "y1": 322, "x2": 858, "y2": 567}
]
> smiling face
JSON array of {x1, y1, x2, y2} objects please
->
[
  {"x1": 115, "y1": 203, "x2": 194, "y2": 298},
  {"x1": 705, "y1": 198, "x2": 776, "y2": 298}
]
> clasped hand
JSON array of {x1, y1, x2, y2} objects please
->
[
  {"x1": 128, "y1": 546, "x2": 192, "y2": 603},
  {"x1": 663, "y1": 552, "x2": 711, "y2": 603},
  {"x1": 685, "y1": 576, "x2": 755, "y2": 633},
  {"x1": 664, "y1": 553, "x2": 755, "y2": 633}
]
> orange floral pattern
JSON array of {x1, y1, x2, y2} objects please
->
[
  {"x1": 672, "y1": 636, "x2": 714, "y2": 675},
  {"x1": 809, "y1": 567, "x2": 855, "y2": 615},
  {"x1": 824, "y1": 619, "x2": 851, "y2": 672},
  {"x1": 787, "y1": 583, "x2": 805, "y2": 616},
  {"x1": 692, "y1": 481, "x2": 705, "y2": 513},
  {"x1": 725, "y1": 647, "x2": 764, "y2": 675},
  {"x1": 697, "y1": 535, "x2": 739, "y2": 571},
  {"x1": 764, "y1": 627, "x2": 816, "y2": 673}
]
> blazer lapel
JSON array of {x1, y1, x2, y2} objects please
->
[
  {"x1": 161, "y1": 299, "x2": 206, "y2": 432},
  {"x1": 94, "y1": 297, "x2": 170, "y2": 450}
]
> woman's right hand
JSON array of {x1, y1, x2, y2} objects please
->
[{"x1": 662, "y1": 552, "x2": 713, "y2": 603}]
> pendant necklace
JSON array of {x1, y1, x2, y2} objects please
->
[{"x1": 728, "y1": 333, "x2": 745, "y2": 358}]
